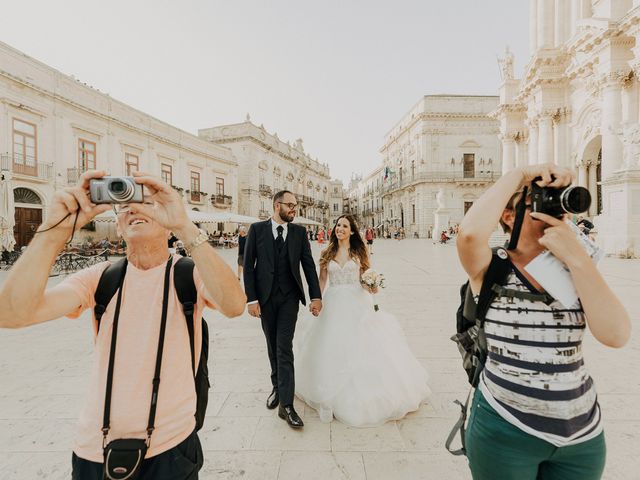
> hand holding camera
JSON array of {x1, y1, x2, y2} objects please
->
[
  {"x1": 40, "y1": 170, "x2": 112, "y2": 234},
  {"x1": 116, "y1": 171, "x2": 193, "y2": 236},
  {"x1": 519, "y1": 163, "x2": 574, "y2": 189}
]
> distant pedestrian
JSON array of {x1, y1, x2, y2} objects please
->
[
  {"x1": 237, "y1": 225, "x2": 248, "y2": 280},
  {"x1": 365, "y1": 227, "x2": 374, "y2": 255}
]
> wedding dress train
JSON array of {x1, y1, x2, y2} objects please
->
[{"x1": 294, "y1": 259, "x2": 430, "y2": 426}]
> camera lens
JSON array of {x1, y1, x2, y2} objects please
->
[
  {"x1": 560, "y1": 186, "x2": 591, "y2": 214},
  {"x1": 110, "y1": 181, "x2": 126, "y2": 194},
  {"x1": 107, "y1": 178, "x2": 135, "y2": 202}
]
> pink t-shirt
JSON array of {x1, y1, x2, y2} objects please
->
[{"x1": 61, "y1": 254, "x2": 214, "y2": 462}]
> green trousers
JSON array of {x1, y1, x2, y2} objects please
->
[{"x1": 465, "y1": 390, "x2": 606, "y2": 480}]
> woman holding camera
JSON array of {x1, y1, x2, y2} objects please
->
[{"x1": 456, "y1": 164, "x2": 630, "y2": 480}]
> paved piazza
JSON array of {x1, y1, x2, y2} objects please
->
[{"x1": 0, "y1": 240, "x2": 638, "y2": 479}]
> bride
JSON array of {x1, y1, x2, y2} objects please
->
[{"x1": 294, "y1": 215, "x2": 430, "y2": 426}]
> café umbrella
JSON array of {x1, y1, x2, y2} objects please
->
[{"x1": 0, "y1": 172, "x2": 16, "y2": 252}]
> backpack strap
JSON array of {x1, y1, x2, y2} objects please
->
[
  {"x1": 173, "y1": 257, "x2": 197, "y2": 375},
  {"x1": 475, "y1": 247, "x2": 513, "y2": 325},
  {"x1": 94, "y1": 258, "x2": 128, "y2": 327},
  {"x1": 446, "y1": 247, "x2": 513, "y2": 456}
]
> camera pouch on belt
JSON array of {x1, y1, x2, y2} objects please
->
[{"x1": 103, "y1": 439, "x2": 147, "y2": 480}]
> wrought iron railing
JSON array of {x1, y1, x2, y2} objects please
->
[
  {"x1": 212, "y1": 194, "x2": 232, "y2": 206},
  {"x1": 1, "y1": 155, "x2": 54, "y2": 181},
  {"x1": 382, "y1": 170, "x2": 499, "y2": 194}
]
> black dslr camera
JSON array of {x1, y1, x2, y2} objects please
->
[{"x1": 530, "y1": 177, "x2": 591, "y2": 218}]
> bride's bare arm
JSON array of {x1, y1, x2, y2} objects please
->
[{"x1": 319, "y1": 265, "x2": 328, "y2": 293}]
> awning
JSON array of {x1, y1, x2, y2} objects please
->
[
  {"x1": 293, "y1": 216, "x2": 323, "y2": 226},
  {"x1": 94, "y1": 209, "x2": 259, "y2": 224}
]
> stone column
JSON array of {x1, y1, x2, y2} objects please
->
[
  {"x1": 570, "y1": 0, "x2": 580, "y2": 37},
  {"x1": 554, "y1": 0, "x2": 568, "y2": 47},
  {"x1": 587, "y1": 161, "x2": 599, "y2": 217},
  {"x1": 515, "y1": 139, "x2": 527, "y2": 168},
  {"x1": 601, "y1": 76, "x2": 624, "y2": 178},
  {"x1": 622, "y1": 78, "x2": 639, "y2": 124},
  {"x1": 502, "y1": 136, "x2": 516, "y2": 174},
  {"x1": 553, "y1": 115, "x2": 567, "y2": 166},
  {"x1": 530, "y1": 0, "x2": 538, "y2": 53},
  {"x1": 537, "y1": 0, "x2": 554, "y2": 49},
  {"x1": 538, "y1": 114, "x2": 554, "y2": 164},
  {"x1": 577, "y1": 161, "x2": 588, "y2": 188},
  {"x1": 528, "y1": 119, "x2": 539, "y2": 164}
]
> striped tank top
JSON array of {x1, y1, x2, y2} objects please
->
[{"x1": 478, "y1": 267, "x2": 602, "y2": 447}]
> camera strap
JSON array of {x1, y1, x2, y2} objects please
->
[
  {"x1": 102, "y1": 255, "x2": 174, "y2": 448},
  {"x1": 507, "y1": 185, "x2": 528, "y2": 251}
]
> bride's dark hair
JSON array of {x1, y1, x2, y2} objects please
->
[{"x1": 319, "y1": 214, "x2": 370, "y2": 272}]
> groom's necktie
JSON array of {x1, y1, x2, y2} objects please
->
[{"x1": 276, "y1": 225, "x2": 284, "y2": 251}]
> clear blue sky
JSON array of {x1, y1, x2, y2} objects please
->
[{"x1": 1, "y1": 0, "x2": 529, "y2": 182}]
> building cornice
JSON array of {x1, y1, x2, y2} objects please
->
[
  {"x1": 209, "y1": 133, "x2": 330, "y2": 179},
  {"x1": 0, "y1": 68, "x2": 237, "y2": 167}
]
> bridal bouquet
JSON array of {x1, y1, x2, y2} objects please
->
[{"x1": 361, "y1": 269, "x2": 386, "y2": 311}]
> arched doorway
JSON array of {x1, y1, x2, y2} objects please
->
[{"x1": 13, "y1": 187, "x2": 43, "y2": 248}]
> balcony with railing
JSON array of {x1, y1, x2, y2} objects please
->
[
  {"x1": 259, "y1": 184, "x2": 273, "y2": 197},
  {"x1": 300, "y1": 195, "x2": 314, "y2": 206},
  {"x1": 188, "y1": 191, "x2": 203, "y2": 204},
  {"x1": 212, "y1": 194, "x2": 233, "y2": 208},
  {"x1": 382, "y1": 170, "x2": 499, "y2": 194},
  {"x1": 1, "y1": 155, "x2": 54, "y2": 182},
  {"x1": 259, "y1": 209, "x2": 270, "y2": 219}
]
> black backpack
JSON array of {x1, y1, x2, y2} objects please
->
[
  {"x1": 445, "y1": 247, "x2": 511, "y2": 456},
  {"x1": 94, "y1": 256, "x2": 210, "y2": 431},
  {"x1": 451, "y1": 247, "x2": 512, "y2": 388}
]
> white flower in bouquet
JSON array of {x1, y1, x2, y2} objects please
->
[{"x1": 361, "y1": 269, "x2": 386, "y2": 311}]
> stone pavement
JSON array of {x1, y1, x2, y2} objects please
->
[{"x1": 0, "y1": 239, "x2": 638, "y2": 480}]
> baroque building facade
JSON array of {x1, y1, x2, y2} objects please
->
[
  {"x1": 328, "y1": 179, "x2": 345, "y2": 227},
  {"x1": 379, "y1": 95, "x2": 502, "y2": 238},
  {"x1": 495, "y1": 0, "x2": 640, "y2": 255},
  {"x1": 199, "y1": 117, "x2": 332, "y2": 226},
  {"x1": 0, "y1": 41, "x2": 238, "y2": 247}
]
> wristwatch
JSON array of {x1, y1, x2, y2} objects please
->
[{"x1": 185, "y1": 228, "x2": 209, "y2": 255}]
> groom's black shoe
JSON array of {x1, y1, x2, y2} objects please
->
[
  {"x1": 278, "y1": 404, "x2": 304, "y2": 428},
  {"x1": 266, "y1": 388, "x2": 279, "y2": 410}
]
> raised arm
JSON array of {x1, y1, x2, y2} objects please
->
[
  {"x1": 319, "y1": 265, "x2": 328, "y2": 293},
  {"x1": 0, "y1": 171, "x2": 111, "y2": 328},
  {"x1": 132, "y1": 172, "x2": 246, "y2": 318},
  {"x1": 531, "y1": 211, "x2": 631, "y2": 348},
  {"x1": 457, "y1": 164, "x2": 572, "y2": 290},
  {"x1": 242, "y1": 223, "x2": 259, "y2": 303}
]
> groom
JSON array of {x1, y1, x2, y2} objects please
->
[{"x1": 243, "y1": 190, "x2": 322, "y2": 428}]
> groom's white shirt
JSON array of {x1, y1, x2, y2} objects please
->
[{"x1": 271, "y1": 218, "x2": 289, "y2": 241}]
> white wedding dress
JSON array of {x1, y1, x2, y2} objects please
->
[{"x1": 294, "y1": 259, "x2": 430, "y2": 426}]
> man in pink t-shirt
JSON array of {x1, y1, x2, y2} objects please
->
[{"x1": 0, "y1": 170, "x2": 246, "y2": 479}]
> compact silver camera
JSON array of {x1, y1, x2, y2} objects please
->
[{"x1": 89, "y1": 176, "x2": 144, "y2": 204}]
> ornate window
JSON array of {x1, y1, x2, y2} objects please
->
[
  {"x1": 191, "y1": 171, "x2": 201, "y2": 202},
  {"x1": 216, "y1": 177, "x2": 225, "y2": 196},
  {"x1": 13, "y1": 119, "x2": 37, "y2": 176},
  {"x1": 125, "y1": 153, "x2": 139, "y2": 176},
  {"x1": 78, "y1": 139, "x2": 96, "y2": 171},
  {"x1": 161, "y1": 163, "x2": 172, "y2": 185}
]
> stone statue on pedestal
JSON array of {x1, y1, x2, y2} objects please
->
[{"x1": 498, "y1": 46, "x2": 515, "y2": 81}]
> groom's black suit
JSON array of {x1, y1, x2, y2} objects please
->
[{"x1": 243, "y1": 219, "x2": 322, "y2": 406}]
